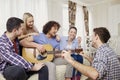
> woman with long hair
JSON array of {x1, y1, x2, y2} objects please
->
[{"x1": 19, "y1": 12, "x2": 38, "y2": 40}]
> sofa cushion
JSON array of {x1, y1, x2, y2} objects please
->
[
  {"x1": 29, "y1": 65, "x2": 66, "y2": 80},
  {"x1": 0, "y1": 74, "x2": 5, "y2": 80}
]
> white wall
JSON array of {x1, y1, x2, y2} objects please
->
[
  {"x1": 88, "y1": 1, "x2": 120, "y2": 36},
  {"x1": 0, "y1": 0, "x2": 48, "y2": 36},
  {"x1": 108, "y1": 4, "x2": 120, "y2": 36},
  {"x1": 47, "y1": 0, "x2": 64, "y2": 35},
  {"x1": 47, "y1": 0, "x2": 120, "y2": 36},
  {"x1": 1, "y1": 0, "x2": 120, "y2": 37}
]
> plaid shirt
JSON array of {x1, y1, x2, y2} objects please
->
[
  {"x1": 0, "y1": 33, "x2": 33, "y2": 73},
  {"x1": 92, "y1": 44, "x2": 120, "y2": 80}
]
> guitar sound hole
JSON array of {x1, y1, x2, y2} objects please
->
[{"x1": 37, "y1": 55, "x2": 47, "y2": 60}]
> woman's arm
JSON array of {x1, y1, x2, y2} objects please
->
[
  {"x1": 18, "y1": 32, "x2": 39, "y2": 40},
  {"x1": 20, "y1": 36, "x2": 45, "y2": 52}
]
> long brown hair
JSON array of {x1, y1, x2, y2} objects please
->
[{"x1": 23, "y1": 12, "x2": 33, "y2": 28}]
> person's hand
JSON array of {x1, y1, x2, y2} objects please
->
[
  {"x1": 79, "y1": 51, "x2": 88, "y2": 58},
  {"x1": 79, "y1": 51, "x2": 84, "y2": 56},
  {"x1": 32, "y1": 62, "x2": 45, "y2": 71},
  {"x1": 79, "y1": 51, "x2": 93, "y2": 63},
  {"x1": 61, "y1": 50, "x2": 73, "y2": 62},
  {"x1": 56, "y1": 34, "x2": 61, "y2": 41},
  {"x1": 36, "y1": 44, "x2": 45, "y2": 53},
  {"x1": 77, "y1": 36, "x2": 81, "y2": 44}
]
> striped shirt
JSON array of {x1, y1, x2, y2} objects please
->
[
  {"x1": 0, "y1": 33, "x2": 33, "y2": 73},
  {"x1": 92, "y1": 44, "x2": 120, "y2": 80}
]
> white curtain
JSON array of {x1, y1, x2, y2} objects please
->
[
  {"x1": 0, "y1": 0, "x2": 48, "y2": 36},
  {"x1": 62, "y1": 4, "x2": 69, "y2": 36},
  {"x1": 75, "y1": 5, "x2": 86, "y2": 50}
]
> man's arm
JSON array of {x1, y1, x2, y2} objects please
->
[
  {"x1": 0, "y1": 44, "x2": 33, "y2": 71},
  {"x1": 61, "y1": 50, "x2": 99, "y2": 80},
  {"x1": 20, "y1": 36, "x2": 38, "y2": 48}
]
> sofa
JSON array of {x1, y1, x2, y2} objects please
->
[
  {"x1": 0, "y1": 59, "x2": 89, "y2": 80},
  {"x1": 1, "y1": 36, "x2": 120, "y2": 80}
]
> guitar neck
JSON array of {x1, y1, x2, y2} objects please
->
[
  {"x1": 47, "y1": 50, "x2": 62, "y2": 54},
  {"x1": 47, "y1": 49, "x2": 83, "y2": 54}
]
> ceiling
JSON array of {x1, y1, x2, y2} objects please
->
[
  {"x1": 61, "y1": 0, "x2": 120, "y2": 6},
  {"x1": 78, "y1": 0, "x2": 120, "y2": 5},
  {"x1": 78, "y1": 0, "x2": 109, "y2": 5}
]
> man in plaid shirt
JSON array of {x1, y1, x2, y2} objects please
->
[
  {"x1": 61, "y1": 27, "x2": 120, "y2": 80},
  {"x1": 0, "y1": 17, "x2": 48, "y2": 80}
]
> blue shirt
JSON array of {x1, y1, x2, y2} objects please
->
[
  {"x1": 33, "y1": 33, "x2": 60, "y2": 50},
  {"x1": 60, "y1": 36, "x2": 79, "y2": 50}
]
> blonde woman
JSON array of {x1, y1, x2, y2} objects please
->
[{"x1": 19, "y1": 12, "x2": 39, "y2": 40}]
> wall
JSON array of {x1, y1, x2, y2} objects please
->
[
  {"x1": 108, "y1": 4, "x2": 120, "y2": 36},
  {"x1": 47, "y1": 0, "x2": 120, "y2": 36},
  {"x1": 47, "y1": 0, "x2": 64, "y2": 35},
  {"x1": 0, "y1": 0, "x2": 48, "y2": 36},
  {"x1": 1, "y1": 0, "x2": 120, "y2": 37},
  {"x1": 88, "y1": 0, "x2": 120, "y2": 36}
]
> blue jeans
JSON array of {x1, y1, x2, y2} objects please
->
[{"x1": 71, "y1": 54, "x2": 83, "y2": 77}]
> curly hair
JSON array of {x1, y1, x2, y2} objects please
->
[{"x1": 42, "y1": 21, "x2": 60, "y2": 34}]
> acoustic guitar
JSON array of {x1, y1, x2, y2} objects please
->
[{"x1": 22, "y1": 44, "x2": 83, "y2": 63}]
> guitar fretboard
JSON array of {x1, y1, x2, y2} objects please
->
[{"x1": 46, "y1": 48, "x2": 83, "y2": 54}]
